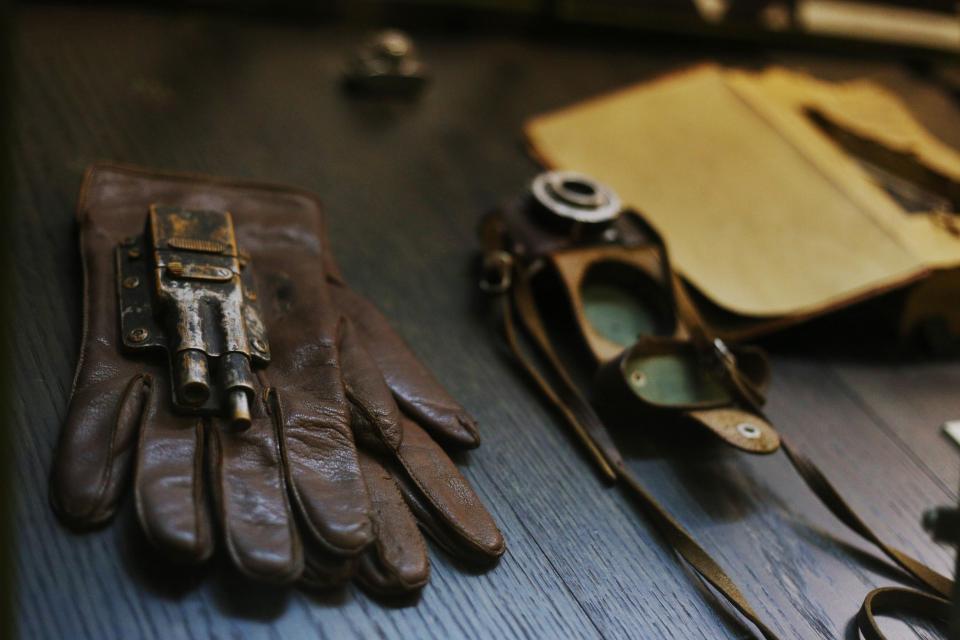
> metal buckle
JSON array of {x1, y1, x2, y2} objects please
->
[
  {"x1": 117, "y1": 205, "x2": 270, "y2": 429},
  {"x1": 478, "y1": 250, "x2": 514, "y2": 294},
  {"x1": 712, "y1": 337, "x2": 736, "y2": 370}
]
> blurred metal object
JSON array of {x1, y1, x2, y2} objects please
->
[
  {"x1": 117, "y1": 205, "x2": 270, "y2": 429},
  {"x1": 924, "y1": 505, "x2": 960, "y2": 545},
  {"x1": 343, "y1": 29, "x2": 428, "y2": 96},
  {"x1": 531, "y1": 171, "x2": 622, "y2": 225},
  {"x1": 944, "y1": 420, "x2": 960, "y2": 448}
]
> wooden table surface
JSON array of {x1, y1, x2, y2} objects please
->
[{"x1": 12, "y1": 6, "x2": 960, "y2": 639}]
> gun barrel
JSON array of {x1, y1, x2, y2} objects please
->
[
  {"x1": 226, "y1": 388, "x2": 252, "y2": 430},
  {"x1": 175, "y1": 349, "x2": 211, "y2": 407},
  {"x1": 221, "y1": 351, "x2": 255, "y2": 430}
]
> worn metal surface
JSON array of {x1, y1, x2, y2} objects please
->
[{"x1": 117, "y1": 205, "x2": 269, "y2": 425}]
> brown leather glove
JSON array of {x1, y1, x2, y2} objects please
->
[{"x1": 50, "y1": 163, "x2": 504, "y2": 592}]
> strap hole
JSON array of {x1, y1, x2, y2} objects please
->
[{"x1": 737, "y1": 422, "x2": 762, "y2": 439}]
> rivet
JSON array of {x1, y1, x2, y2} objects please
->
[
  {"x1": 737, "y1": 422, "x2": 761, "y2": 439},
  {"x1": 127, "y1": 248, "x2": 141, "y2": 259},
  {"x1": 123, "y1": 276, "x2": 140, "y2": 289},
  {"x1": 630, "y1": 370, "x2": 647, "y2": 387},
  {"x1": 602, "y1": 228, "x2": 619, "y2": 243},
  {"x1": 128, "y1": 328, "x2": 149, "y2": 343},
  {"x1": 251, "y1": 337, "x2": 267, "y2": 352}
]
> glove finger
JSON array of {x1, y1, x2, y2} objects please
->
[
  {"x1": 355, "y1": 450, "x2": 429, "y2": 596},
  {"x1": 299, "y1": 541, "x2": 355, "y2": 590},
  {"x1": 329, "y1": 283, "x2": 480, "y2": 449},
  {"x1": 50, "y1": 372, "x2": 150, "y2": 527},
  {"x1": 392, "y1": 417, "x2": 505, "y2": 564},
  {"x1": 339, "y1": 319, "x2": 402, "y2": 451},
  {"x1": 207, "y1": 404, "x2": 303, "y2": 584},
  {"x1": 272, "y1": 326, "x2": 374, "y2": 556},
  {"x1": 133, "y1": 373, "x2": 213, "y2": 564},
  {"x1": 51, "y1": 181, "x2": 151, "y2": 528}
]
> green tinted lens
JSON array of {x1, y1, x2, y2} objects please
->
[
  {"x1": 624, "y1": 352, "x2": 730, "y2": 407},
  {"x1": 580, "y1": 262, "x2": 672, "y2": 347},
  {"x1": 583, "y1": 283, "x2": 663, "y2": 347}
]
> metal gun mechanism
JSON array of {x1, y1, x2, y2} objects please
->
[{"x1": 117, "y1": 205, "x2": 271, "y2": 430}]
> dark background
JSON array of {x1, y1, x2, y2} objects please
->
[{"x1": 8, "y1": 3, "x2": 960, "y2": 639}]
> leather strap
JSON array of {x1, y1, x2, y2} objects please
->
[
  {"x1": 781, "y1": 437, "x2": 952, "y2": 598},
  {"x1": 678, "y1": 267, "x2": 955, "y2": 638},
  {"x1": 671, "y1": 264, "x2": 955, "y2": 607},
  {"x1": 482, "y1": 209, "x2": 953, "y2": 637},
  {"x1": 668, "y1": 268, "x2": 767, "y2": 411},
  {"x1": 504, "y1": 271, "x2": 781, "y2": 639},
  {"x1": 858, "y1": 587, "x2": 950, "y2": 640},
  {"x1": 502, "y1": 291, "x2": 619, "y2": 481},
  {"x1": 782, "y1": 437, "x2": 953, "y2": 639}
]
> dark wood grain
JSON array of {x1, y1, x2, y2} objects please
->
[{"x1": 12, "y1": 6, "x2": 960, "y2": 640}]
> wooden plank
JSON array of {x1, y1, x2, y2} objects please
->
[{"x1": 831, "y1": 361, "x2": 960, "y2": 498}]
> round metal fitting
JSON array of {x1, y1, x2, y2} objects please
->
[
  {"x1": 122, "y1": 276, "x2": 140, "y2": 289},
  {"x1": 629, "y1": 370, "x2": 647, "y2": 387},
  {"x1": 128, "y1": 328, "x2": 149, "y2": 343},
  {"x1": 531, "y1": 171, "x2": 621, "y2": 224},
  {"x1": 478, "y1": 251, "x2": 514, "y2": 294},
  {"x1": 736, "y1": 422, "x2": 762, "y2": 440},
  {"x1": 251, "y1": 338, "x2": 268, "y2": 353}
]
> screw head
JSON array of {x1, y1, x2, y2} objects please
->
[
  {"x1": 128, "y1": 328, "x2": 149, "y2": 343},
  {"x1": 122, "y1": 276, "x2": 140, "y2": 289}
]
